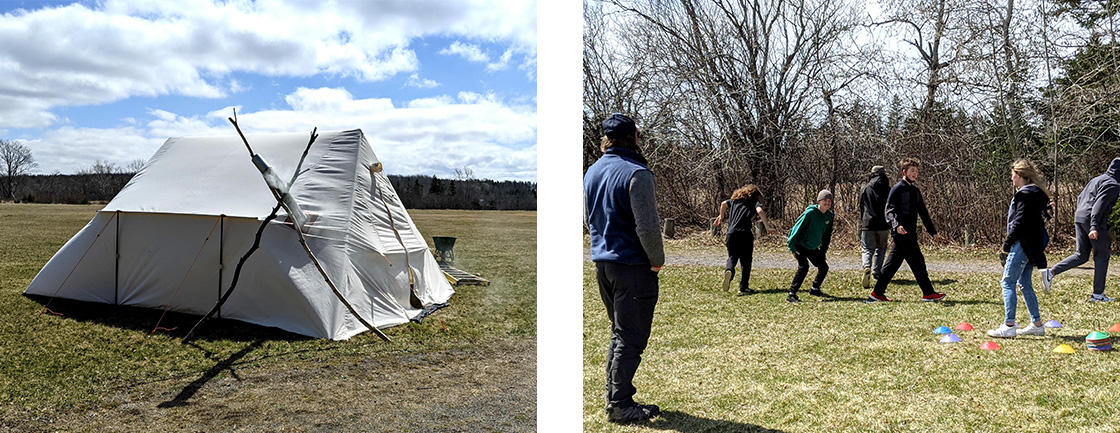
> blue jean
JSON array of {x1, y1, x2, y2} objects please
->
[{"x1": 1002, "y1": 242, "x2": 1041, "y2": 325}]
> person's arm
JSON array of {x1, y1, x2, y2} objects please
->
[
  {"x1": 714, "y1": 200, "x2": 729, "y2": 227},
  {"x1": 787, "y1": 209, "x2": 808, "y2": 253},
  {"x1": 917, "y1": 189, "x2": 937, "y2": 236},
  {"x1": 1003, "y1": 194, "x2": 1027, "y2": 252},
  {"x1": 1090, "y1": 182, "x2": 1119, "y2": 235},
  {"x1": 757, "y1": 205, "x2": 773, "y2": 232},
  {"x1": 885, "y1": 185, "x2": 903, "y2": 234},
  {"x1": 821, "y1": 212, "x2": 834, "y2": 253},
  {"x1": 629, "y1": 170, "x2": 665, "y2": 270}
]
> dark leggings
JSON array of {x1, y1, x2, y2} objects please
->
[{"x1": 726, "y1": 230, "x2": 754, "y2": 290}]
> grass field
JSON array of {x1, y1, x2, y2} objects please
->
[
  {"x1": 583, "y1": 239, "x2": 1120, "y2": 432},
  {"x1": 0, "y1": 204, "x2": 536, "y2": 431}
]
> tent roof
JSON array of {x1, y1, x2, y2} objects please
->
[{"x1": 104, "y1": 129, "x2": 374, "y2": 220}]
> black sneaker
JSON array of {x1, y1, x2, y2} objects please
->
[
  {"x1": 737, "y1": 287, "x2": 754, "y2": 296},
  {"x1": 809, "y1": 288, "x2": 827, "y2": 297},
  {"x1": 607, "y1": 404, "x2": 658, "y2": 423},
  {"x1": 787, "y1": 293, "x2": 801, "y2": 303}
]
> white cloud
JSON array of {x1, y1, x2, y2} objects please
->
[
  {"x1": 20, "y1": 87, "x2": 537, "y2": 181},
  {"x1": 0, "y1": 0, "x2": 537, "y2": 128},
  {"x1": 440, "y1": 41, "x2": 490, "y2": 63},
  {"x1": 405, "y1": 73, "x2": 440, "y2": 89}
]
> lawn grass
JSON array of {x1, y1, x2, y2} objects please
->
[
  {"x1": 583, "y1": 261, "x2": 1120, "y2": 432},
  {"x1": 0, "y1": 204, "x2": 535, "y2": 423}
]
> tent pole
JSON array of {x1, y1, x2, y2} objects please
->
[
  {"x1": 114, "y1": 210, "x2": 120, "y2": 305},
  {"x1": 218, "y1": 214, "x2": 224, "y2": 319},
  {"x1": 284, "y1": 208, "x2": 391, "y2": 342}
]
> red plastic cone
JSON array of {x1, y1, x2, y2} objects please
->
[
  {"x1": 955, "y1": 323, "x2": 973, "y2": 331},
  {"x1": 980, "y1": 341, "x2": 1001, "y2": 350}
]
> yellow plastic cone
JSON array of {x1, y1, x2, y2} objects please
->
[{"x1": 1053, "y1": 344, "x2": 1075, "y2": 354}]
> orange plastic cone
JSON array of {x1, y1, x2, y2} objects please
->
[
  {"x1": 980, "y1": 341, "x2": 1001, "y2": 350},
  {"x1": 1108, "y1": 323, "x2": 1120, "y2": 333},
  {"x1": 955, "y1": 323, "x2": 973, "y2": 331}
]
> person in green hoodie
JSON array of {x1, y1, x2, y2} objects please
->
[{"x1": 786, "y1": 190, "x2": 835, "y2": 303}]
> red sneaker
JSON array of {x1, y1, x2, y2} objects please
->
[
  {"x1": 921, "y1": 293, "x2": 946, "y2": 302},
  {"x1": 867, "y1": 293, "x2": 893, "y2": 302}
]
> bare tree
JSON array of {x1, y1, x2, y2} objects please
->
[
  {"x1": 589, "y1": 0, "x2": 865, "y2": 221},
  {"x1": 0, "y1": 139, "x2": 37, "y2": 200},
  {"x1": 125, "y1": 158, "x2": 147, "y2": 174}
]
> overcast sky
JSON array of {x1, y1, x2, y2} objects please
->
[{"x1": 0, "y1": 0, "x2": 537, "y2": 181}]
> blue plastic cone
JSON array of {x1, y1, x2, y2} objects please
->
[
  {"x1": 933, "y1": 326, "x2": 952, "y2": 334},
  {"x1": 940, "y1": 333, "x2": 962, "y2": 343}
]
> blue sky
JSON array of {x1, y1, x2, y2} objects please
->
[{"x1": 0, "y1": 0, "x2": 537, "y2": 181}]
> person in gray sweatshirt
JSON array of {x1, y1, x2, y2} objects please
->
[{"x1": 1041, "y1": 157, "x2": 1120, "y2": 301}]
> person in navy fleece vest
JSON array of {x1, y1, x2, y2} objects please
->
[{"x1": 584, "y1": 113, "x2": 664, "y2": 424}]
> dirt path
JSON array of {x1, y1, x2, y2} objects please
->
[
  {"x1": 8, "y1": 337, "x2": 535, "y2": 433},
  {"x1": 586, "y1": 248, "x2": 1116, "y2": 276}
]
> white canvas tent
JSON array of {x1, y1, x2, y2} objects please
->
[{"x1": 25, "y1": 129, "x2": 454, "y2": 340}]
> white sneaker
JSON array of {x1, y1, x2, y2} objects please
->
[
  {"x1": 1090, "y1": 294, "x2": 1115, "y2": 302},
  {"x1": 1016, "y1": 323, "x2": 1045, "y2": 336},
  {"x1": 1040, "y1": 268, "x2": 1053, "y2": 293},
  {"x1": 987, "y1": 323, "x2": 1017, "y2": 338}
]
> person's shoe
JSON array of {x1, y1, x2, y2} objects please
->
[
  {"x1": 867, "y1": 293, "x2": 893, "y2": 302},
  {"x1": 722, "y1": 269, "x2": 734, "y2": 292},
  {"x1": 737, "y1": 287, "x2": 754, "y2": 296},
  {"x1": 809, "y1": 288, "x2": 827, "y2": 297},
  {"x1": 1040, "y1": 268, "x2": 1053, "y2": 293},
  {"x1": 1016, "y1": 323, "x2": 1045, "y2": 336},
  {"x1": 921, "y1": 293, "x2": 946, "y2": 302},
  {"x1": 861, "y1": 268, "x2": 871, "y2": 290},
  {"x1": 787, "y1": 293, "x2": 801, "y2": 303},
  {"x1": 1090, "y1": 293, "x2": 1115, "y2": 302},
  {"x1": 987, "y1": 323, "x2": 1017, "y2": 338},
  {"x1": 607, "y1": 404, "x2": 658, "y2": 423},
  {"x1": 636, "y1": 403, "x2": 660, "y2": 417}
]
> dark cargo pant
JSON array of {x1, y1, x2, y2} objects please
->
[
  {"x1": 597, "y1": 261, "x2": 659, "y2": 409},
  {"x1": 1051, "y1": 221, "x2": 1112, "y2": 295}
]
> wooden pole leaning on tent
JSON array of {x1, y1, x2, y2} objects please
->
[{"x1": 183, "y1": 112, "x2": 390, "y2": 342}]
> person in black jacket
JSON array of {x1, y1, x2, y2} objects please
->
[
  {"x1": 858, "y1": 165, "x2": 891, "y2": 289},
  {"x1": 988, "y1": 159, "x2": 1051, "y2": 338},
  {"x1": 713, "y1": 184, "x2": 771, "y2": 295},
  {"x1": 869, "y1": 157, "x2": 946, "y2": 302}
]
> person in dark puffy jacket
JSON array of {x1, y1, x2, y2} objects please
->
[
  {"x1": 988, "y1": 159, "x2": 1051, "y2": 338},
  {"x1": 1040, "y1": 157, "x2": 1120, "y2": 302},
  {"x1": 858, "y1": 165, "x2": 891, "y2": 289},
  {"x1": 713, "y1": 184, "x2": 771, "y2": 296}
]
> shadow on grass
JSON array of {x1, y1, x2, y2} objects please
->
[
  {"x1": 157, "y1": 339, "x2": 265, "y2": 408},
  {"x1": 645, "y1": 410, "x2": 788, "y2": 432},
  {"x1": 24, "y1": 294, "x2": 311, "y2": 343}
]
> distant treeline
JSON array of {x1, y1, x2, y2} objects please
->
[
  {"x1": 11, "y1": 173, "x2": 537, "y2": 210},
  {"x1": 388, "y1": 175, "x2": 536, "y2": 210}
]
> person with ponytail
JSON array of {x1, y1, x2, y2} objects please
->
[
  {"x1": 988, "y1": 159, "x2": 1052, "y2": 338},
  {"x1": 714, "y1": 184, "x2": 770, "y2": 295}
]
